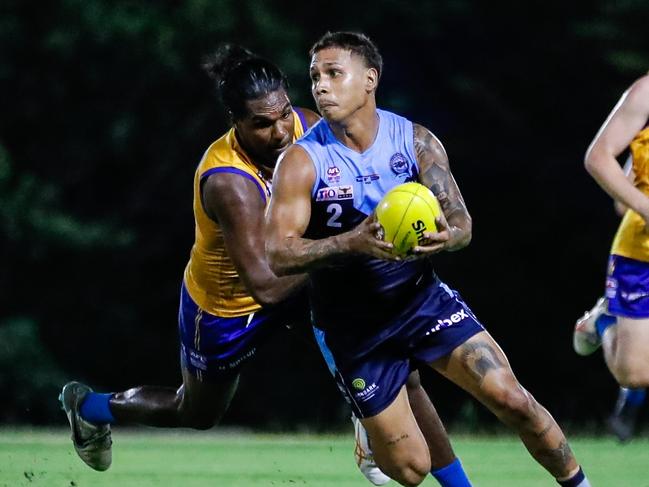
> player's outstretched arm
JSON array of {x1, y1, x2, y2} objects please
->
[
  {"x1": 586, "y1": 75, "x2": 649, "y2": 222},
  {"x1": 412, "y1": 124, "x2": 472, "y2": 254},
  {"x1": 612, "y1": 156, "x2": 635, "y2": 216},
  {"x1": 265, "y1": 146, "x2": 398, "y2": 276},
  {"x1": 202, "y1": 172, "x2": 306, "y2": 306}
]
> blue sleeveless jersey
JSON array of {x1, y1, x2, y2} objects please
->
[{"x1": 296, "y1": 109, "x2": 437, "y2": 332}]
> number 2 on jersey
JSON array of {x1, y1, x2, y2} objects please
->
[{"x1": 326, "y1": 203, "x2": 342, "y2": 228}]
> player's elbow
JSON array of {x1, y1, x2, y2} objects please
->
[
  {"x1": 249, "y1": 285, "x2": 284, "y2": 308},
  {"x1": 265, "y1": 240, "x2": 288, "y2": 277},
  {"x1": 461, "y1": 220, "x2": 472, "y2": 247},
  {"x1": 245, "y1": 268, "x2": 287, "y2": 307},
  {"x1": 584, "y1": 148, "x2": 605, "y2": 176},
  {"x1": 584, "y1": 155, "x2": 596, "y2": 175},
  {"x1": 613, "y1": 200, "x2": 628, "y2": 217},
  {"x1": 453, "y1": 217, "x2": 472, "y2": 250}
]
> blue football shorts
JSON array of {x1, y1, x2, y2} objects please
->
[
  {"x1": 314, "y1": 278, "x2": 484, "y2": 418},
  {"x1": 606, "y1": 254, "x2": 649, "y2": 319},
  {"x1": 178, "y1": 283, "x2": 307, "y2": 382}
]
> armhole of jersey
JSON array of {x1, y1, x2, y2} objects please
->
[
  {"x1": 294, "y1": 107, "x2": 309, "y2": 132},
  {"x1": 199, "y1": 167, "x2": 267, "y2": 219},
  {"x1": 405, "y1": 120, "x2": 420, "y2": 175}
]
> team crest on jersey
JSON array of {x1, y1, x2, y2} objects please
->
[
  {"x1": 390, "y1": 153, "x2": 409, "y2": 176},
  {"x1": 316, "y1": 185, "x2": 354, "y2": 202},
  {"x1": 326, "y1": 165, "x2": 341, "y2": 183}
]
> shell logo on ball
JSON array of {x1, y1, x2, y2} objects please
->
[{"x1": 375, "y1": 182, "x2": 441, "y2": 256}]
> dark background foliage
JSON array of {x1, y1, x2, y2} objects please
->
[{"x1": 2, "y1": 0, "x2": 648, "y2": 430}]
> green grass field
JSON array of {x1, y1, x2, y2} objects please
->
[{"x1": 0, "y1": 429, "x2": 647, "y2": 486}]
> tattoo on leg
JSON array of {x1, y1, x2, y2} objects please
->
[
  {"x1": 534, "y1": 420, "x2": 554, "y2": 440},
  {"x1": 386, "y1": 433, "x2": 409, "y2": 446},
  {"x1": 460, "y1": 340, "x2": 505, "y2": 384},
  {"x1": 535, "y1": 440, "x2": 574, "y2": 472}
]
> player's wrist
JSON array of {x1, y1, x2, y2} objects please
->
[
  {"x1": 332, "y1": 233, "x2": 354, "y2": 255},
  {"x1": 446, "y1": 225, "x2": 470, "y2": 251}
]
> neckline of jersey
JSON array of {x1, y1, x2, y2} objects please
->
[{"x1": 324, "y1": 109, "x2": 384, "y2": 158}]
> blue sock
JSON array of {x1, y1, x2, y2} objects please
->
[
  {"x1": 557, "y1": 467, "x2": 590, "y2": 487},
  {"x1": 623, "y1": 387, "x2": 647, "y2": 408},
  {"x1": 595, "y1": 313, "x2": 616, "y2": 338},
  {"x1": 431, "y1": 458, "x2": 472, "y2": 487},
  {"x1": 79, "y1": 392, "x2": 116, "y2": 425}
]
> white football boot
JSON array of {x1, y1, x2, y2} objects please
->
[
  {"x1": 573, "y1": 297, "x2": 607, "y2": 356},
  {"x1": 352, "y1": 414, "x2": 391, "y2": 486},
  {"x1": 59, "y1": 381, "x2": 112, "y2": 471}
]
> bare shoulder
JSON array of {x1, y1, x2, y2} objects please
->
[
  {"x1": 201, "y1": 170, "x2": 265, "y2": 223},
  {"x1": 274, "y1": 144, "x2": 316, "y2": 189},
  {"x1": 295, "y1": 106, "x2": 321, "y2": 127},
  {"x1": 202, "y1": 170, "x2": 264, "y2": 206},
  {"x1": 413, "y1": 123, "x2": 449, "y2": 171},
  {"x1": 630, "y1": 74, "x2": 649, "y2": 93},
  {"x1": 625, "y1": 74, "x2": 649, "y2": 109}
]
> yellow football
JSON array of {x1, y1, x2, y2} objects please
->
[{"x1": 375, "y1": 182, "x2": 442, "y2": 256}]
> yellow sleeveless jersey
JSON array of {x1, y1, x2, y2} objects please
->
[
  {"x1": 611, "y1": 126, "x2": 649, "y2": 262},
  {"x1": 183, "y1": 110, "x2": 307, "y2": 317}
]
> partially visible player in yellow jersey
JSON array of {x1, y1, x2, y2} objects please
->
[
  {"x1": 183, "y1": 83, "x2": 307, "y2": 318},
  {"x1": 573, "y1": 73, "x2": 649, "y2": 441},
  {"x1": 58, "y1": 44, "x2": 316, "y2": 471}
]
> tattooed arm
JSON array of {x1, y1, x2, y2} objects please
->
[
  {"x1": 412, "y1": 124, "x2": 472, "y2": 254},
  {"x1": 265, "y1": 145, "x2": 398, "y2": 276}
]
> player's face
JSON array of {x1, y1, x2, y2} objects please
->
[
  {"x1": 235, "y1": 89, "x2": 294, "y2": 168},
  {"x1": 310, "y1": 48, "x2": 375, "y2": 122}
]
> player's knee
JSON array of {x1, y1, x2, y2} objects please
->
[
  {"x1": 612, "y1": 363, "x2": 649, "y2": 389},
  {"x1": 377, "y1": 441, "x2": 430, "y2": 487},
  {"x1": 405, "y1": 370, "x2": 421, "y2": 391},
  {"x1": 382, "y1": 458, "x2": 430, "y2": 487},
  {"x1": 486, "y1": 378, "x2": 535, "y2": 424}
]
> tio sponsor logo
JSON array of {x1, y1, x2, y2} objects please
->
[{"x1": 316, "y1": 185, "x2": 354, "y2": 202}]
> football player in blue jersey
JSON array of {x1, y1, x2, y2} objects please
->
[
  {"x1": 266, "y1": 31, "x2": 591, "y2": 487},
  {"x1": 58, "y1": 43, "x2": 470, "y2": 487}
]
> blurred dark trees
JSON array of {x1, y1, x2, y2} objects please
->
[{"x1": 1, "y1": 0, "x2": 649, "y2": 429}]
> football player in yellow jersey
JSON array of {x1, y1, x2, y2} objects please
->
[
  {"x1": 59, "y1": 44, "x2": 314, "y2": 472},
  {"x1": 58, "y1": 44, "x2": 471, "y2": 486},
  {"x1": 573, "y1": 73, "x2": 649, "y2": 440}
]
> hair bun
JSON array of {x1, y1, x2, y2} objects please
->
[{"x1": 202, "y1": 44, "x2": 256, "y2": 83}]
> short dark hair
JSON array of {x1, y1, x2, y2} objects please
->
[
  {"x1": 202, "y1": 44, "x2": 289, "y2": 120},
  {"x1": 309, "y1": 32, "x2": 383, "y2": 80}
]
